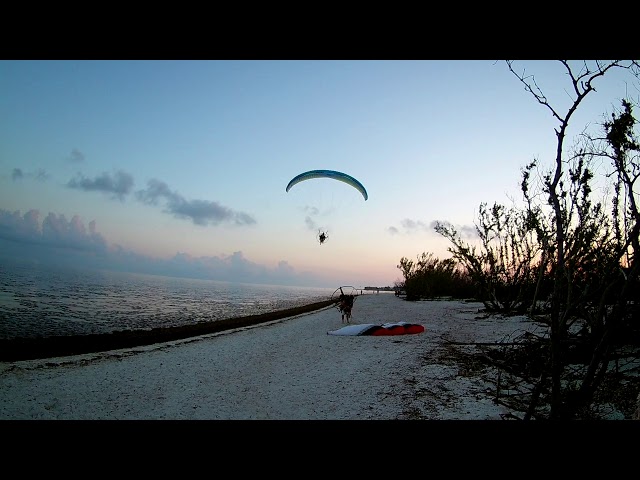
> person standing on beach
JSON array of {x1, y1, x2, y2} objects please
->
[{"x1": 338, "y1": 287, "x2": 355, "y2": 323}]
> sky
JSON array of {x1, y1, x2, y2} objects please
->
[{"x1": 1, "y1": 60, "x2": 638, "y2": 289}]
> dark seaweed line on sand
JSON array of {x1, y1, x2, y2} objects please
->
[{"x1": 0, "y1": 300, "x2": 336, "y2": 362}]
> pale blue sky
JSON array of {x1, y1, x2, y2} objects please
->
[{"x1": 1, "y1": 60, "x2": 636, "y2": 288}]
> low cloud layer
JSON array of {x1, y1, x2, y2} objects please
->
[{"x1": 0, "y1": 208, "x2": 325, "y2": 287}]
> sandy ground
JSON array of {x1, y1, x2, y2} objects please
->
[{"x1": 0, "y1": 293, "x2": 548, "y2": 420}]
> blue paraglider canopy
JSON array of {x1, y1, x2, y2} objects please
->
[{"x1": 286, "y1": 169, "x2": 368, "y2": 201}]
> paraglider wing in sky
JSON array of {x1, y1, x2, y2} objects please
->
[{"x1": 285, "y1": 169, "x2": 368, "y2": 201}]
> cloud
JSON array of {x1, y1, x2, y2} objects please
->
[
  {"x1": 41, "y1": 213, "x2": 108, "y2": 252},
  {"x1": 0, "y1": 208, "x2": 107, "y2": 253},
  {"x1": 276, "y1": 260, "x2": 295, "y2": 275},
  {"x1": 432, "y1": 220, "x2": 478, "y2": 239},
  {"x1": 387, "y1": 218, "x2": 478, "y2": 239},
  {"x1": 305, "y1": 215, "x2": 316, "y2": 230},
  {"x1": 68, "y1": 149, "x2": 85, "y2": 163},
  {"x1": 34, "y1": 169, "x2": 49, "y2": 181},
  {"x1": 61, "y1": 171, "x2": 255, "y2": 227},
  {"x1": 459, "y1": 225, "x2": 478, "y2": 239},
  {"x1": 304, "y1": 206, "x2": 320, "y2": 216},
  {"x1": 12, "y1": 168, "x2": 49, "y2": 182},
  {"x1": 299, "y1": 205, "x2": 322, "y2": 230},
  {"x1": 0, "y1": 209, "x2": 41, "y2": 242},
  {"x1": 159, "y1": 251, "x2": 323, "y2": 286},
  {"x1": 135, "y1": 178, "x2": 256, "y2": 226},
  {"x1": 386, "y1": 218, "x2": 432, "y2": 235},
  {"x1": 400, "y1": 218, "x2": 430, "y2": 232},
  {"x1": 67, "y1": 170, "x2": 134, "y2": 201}
]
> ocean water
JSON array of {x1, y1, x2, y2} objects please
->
[{"x1": 0, "y1": 261, "x2": 335, "y2": 340}]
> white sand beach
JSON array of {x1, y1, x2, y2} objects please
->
[{"x1": 0, "y1": 293, "x2": 554, "y2": 420}]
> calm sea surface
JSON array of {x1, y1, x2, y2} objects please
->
[{"x1": 0, "y1": 261, "x2": 335, "y2": 340}]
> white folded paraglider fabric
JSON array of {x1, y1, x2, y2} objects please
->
[{"x1": 327, "y1": 321, "x2": 425, "y2": 336}]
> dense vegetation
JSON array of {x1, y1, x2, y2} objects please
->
[{"x1": 395, "y1": 61, "x2": 640, "y2": 420}]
